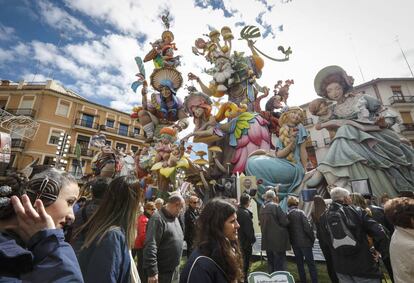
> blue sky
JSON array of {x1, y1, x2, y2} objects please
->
[{"x1": 1, "y1": 0, "x2": 413, "y2": 115}]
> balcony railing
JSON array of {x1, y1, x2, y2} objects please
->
[
  {"x1": 100, "y1": 125, "x2": 137, "y2": 138},
  {"x1": 401, "y1": 123, "x2": 414, "y2": 132},
  {"x1": 389, "y1": 95, "x2": 414, "y2": 105},
  {"x1": 74, "y1": 119, "x2": 99, "y2": 130},
  {"x1": 7, "y1": 108, "x2": 36, "y2": 118},
  {"x1": 303, "y1": 117, "x2": 314, "y2": 126},
  {"x1": 11, "y1": 139, "x2": 26, "y2": 149},
  {"x1": 324, "y1": 137, "x2": 331, "y2": 145}
]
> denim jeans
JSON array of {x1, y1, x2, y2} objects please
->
[
  {"x1": 292, "y1": 247, "x2": 318, "y2": 283},
  {"x1": 266, "y1": 250, "x2": 286, "y2": 273},
  {"x1": 337, "y1": 273, "x2": 380, "y2": 283}
]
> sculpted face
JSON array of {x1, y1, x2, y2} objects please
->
[
  {"x1": 193, "y1": 106, "x2": 204, "y2": 118},
  {"x1": 287, "y1": 111, "x2": 301, "y2": 125},
  {"x1": 316, "y1": 102, "x2": 329, "y2": 116},
  {"x1": 161, "y1": 86, "x2": 172, "y2": 98},
  {"x1": 326, "y1": 82, "x2": 344, "y2": 101}
]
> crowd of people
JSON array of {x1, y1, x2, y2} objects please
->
[{"x1": 1, "y1": 168, "x2": 414, "y2": 283}]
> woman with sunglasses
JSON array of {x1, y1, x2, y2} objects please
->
[
  {"x1": 73, "y1": 175, "x2": 141, "y2": 283},
  {"x1": 0, "y1": 168, "x2": 83, "y2": 282}
]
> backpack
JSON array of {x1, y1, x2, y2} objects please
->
[{"x1": 326, "y1": 205, "x2": 360, "y2": 255}]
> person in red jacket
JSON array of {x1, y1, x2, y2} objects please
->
[{"x1": 134, "y1": 201, "x2": 156, "y2": 282}]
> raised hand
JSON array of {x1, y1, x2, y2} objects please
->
[{"x1": 11, "y1": 194, "x2": 55, "y2": 242}]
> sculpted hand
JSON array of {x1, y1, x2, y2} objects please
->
[
  {"x1": 188, "y1": 72, "x2": 200, "y2": 82},
  {"x1": 148, "y1": 274, "x2": 158, "y2": 283},
  {"x1": 11, "y1": 194, "x2": 55, "y2": 243},
  {"x1": 141, "y1": 80, "x2": 148, "y2": 95}
]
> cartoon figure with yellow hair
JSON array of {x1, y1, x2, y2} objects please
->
[{"x1": 246, "y1": 106, "x2": 308, "y2": 209}]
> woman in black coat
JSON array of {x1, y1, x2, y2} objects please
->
[{"x1": 180, "y1": 198, "x2": 244, "y2": 283}]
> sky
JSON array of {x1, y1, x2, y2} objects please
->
[{"x1": 1, "y1": 0, "x2": 413, "y2": 115}]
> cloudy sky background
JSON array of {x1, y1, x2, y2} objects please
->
[{"x1": 1, "y1": 0, "x2": 413, "y2": 115}]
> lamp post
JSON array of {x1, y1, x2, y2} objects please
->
[{"x1": 54, "y1": 132, "x2": 71, "y2": 171}]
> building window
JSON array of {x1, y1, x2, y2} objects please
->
[
  {"x1": 56, "y1": 100, "x2": 71, "y2": 117},
  {"x1": 131, "y1": 145, "x2": 139, "y2": 153},
  {"x1": 48, "y1": 129, "x2": 63, "y2": 145},
  {"x1": 43, "y1": 156, "x2": 55, "y2": 165},
  {"x1": 19, "y1": 96, "x2": 35, "y2": 109},
  {"x1": 76, "y1": 135, "x2": 90, "y2": 155},
  {"x1": 106, "y1": 119, "x2": 115, "y2": 128},
  {"x1": 400, "y1": 112, "x2": 413, "y2": 124},
  {"x1": 119, "y1": 123, "x2": 129, "y2": 136},
  {"x1": 17, "y1": 96, "x2": 34, "y2": 115},
  {"x1": 0, "y1": 98, "x2": 8, "y2": 110},
  {"x1": 105, "y1": 140, "x2": 112, "y2": 146},
  {"x1": 391, "y1": 86, "x2": 404, "y2": 103},
  {"x1": 81, "y1": 113, "x2": 95, "y2": 128},
  {"x1": 116, "y1": 142, "x2": 127, "y2": 151},
  {"x1": 133, "y1": 127, "x2": 140, "y2": 135}
]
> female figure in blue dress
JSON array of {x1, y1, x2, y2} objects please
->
[
  {"x1": 246, "y1": 106, "x2": 308, "y2": 209},
  {"x1": 307, "y1": 65, "x2": 414, "y2": 196}
]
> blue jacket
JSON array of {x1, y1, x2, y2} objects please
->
[
  {"x1": 0, "y1": 229, "x2": 83, "y2": 282},
  {"x1": 180, "y1": 248, "x2": 228, "y2": 283},
  {"x1": 75, "y1": 228, "x2": 131, "y2": 283}
]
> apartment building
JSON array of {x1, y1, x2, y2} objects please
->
[
  {"x1": 0, "y1": 79, "x2": 143, "y2": 177},
  {"x1": 301, "y1": 77, "x2": 414, "y2": 167}
]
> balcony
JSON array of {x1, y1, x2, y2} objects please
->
[
  {"x1": 389, "y1": 95, "x2": 414, "y2": 105},
  {"x1": 101, "y1": 125, "x2": 138, "y2": 138},
  {"x1": 324, "y1": 137, "x2": 331, "y2": 146},
  {"x1": 303, "y1": 117, "x2": 314, "y2": 127},
  {"x1": 7, "y1": 108, "x2": 36, "y2": 118},
  {"x1": 11, "y1": 139, "x2": 26, "y2": 151},
  {"x1": 74, "y1": 118, "x2": 99, "y2": 130},
  {"x1": 401, "y1": 123, "x2": 414, "y2": 133}
]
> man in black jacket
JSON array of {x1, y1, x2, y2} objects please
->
[
  {"x1": 184, "y1": 195, "x2": 199, "y2": 258},
  {"x1": 237, "y1": 194, "x2": 256, "y2": 282},
  {"x1": 320, "y1": 187, "x2": 390, "y2": 283}
]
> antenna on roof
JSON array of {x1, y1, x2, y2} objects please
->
[
  {"x1": 395, "y1": 35, "x2": 414, "y2": 78},
  {"x1": 349, "y1": 34, "x2": 365, "y2": 82}
]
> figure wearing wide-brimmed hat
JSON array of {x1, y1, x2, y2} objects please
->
[
  {"x1": 307, "y1": 65, "x2": 414, "y2": 197},
  {"x1": 136, "y1": 67, "x2": 188, "y2": 139}
]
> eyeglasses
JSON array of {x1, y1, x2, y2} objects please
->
[{"x1": 190, "y1": 201, "x2": 198, "y2": 204}]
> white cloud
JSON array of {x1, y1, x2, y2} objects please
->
[
  {"x1": 32, "y1": 41, "x2": 92, "y2": 80},
  {"x1": 37, "y1": 0, "x2": 95, "y2": 39},
  {"x1": 0, "y1": 42, "x2": 31, "y2": 63},
  {"x1": 64, "y1": 0, "x2": 170, "y2": 36},
  {"x1": 0, "y1": 24, "x2": 17, "y2": 41},
  {"x1": 4, "y1": 0, "x2": 414, "y2": 122}
]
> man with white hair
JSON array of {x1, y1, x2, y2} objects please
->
[
  {"x1": 320, "y1": 187, "x2": 390, "y2": 283},
  {"x1": 259, "y1": 190, "x2": 290, "y2": 273}
]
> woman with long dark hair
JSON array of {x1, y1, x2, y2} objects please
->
[
  {"x1": 73, "y1": 175, "x2": 141, "y2": 283},
  {"x1": 180, "y1": 198, "x2": 243, "y2": 283}
]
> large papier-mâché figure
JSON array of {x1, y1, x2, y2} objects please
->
[
  {"x1": 307, "y1": 65, "x2": 414, "y2": 195},
  {"x1": 246, "y1": 106, "x2": 308, "y2": 209}
]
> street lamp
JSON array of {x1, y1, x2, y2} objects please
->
[{"x1": 54, "y1": 132, "x2": 71, "y2": 171}]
